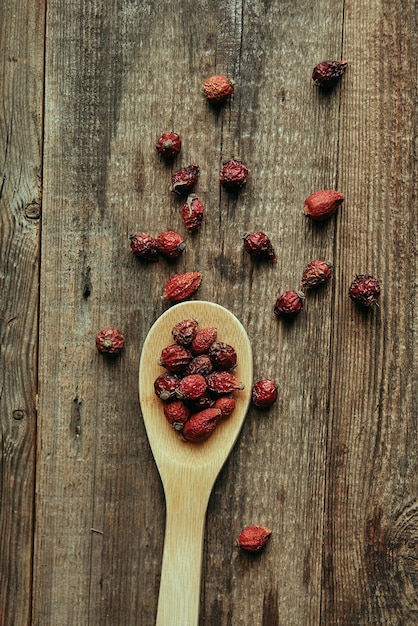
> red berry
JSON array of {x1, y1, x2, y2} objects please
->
[
  {"x1": 159, "y1": 344, "x2": 193, "y2": 371},
  {"x1": 171, "y1": 318, "x2": 199, "y2": 346},
  {"x1": 191, "y1": 327, "x2": 217, "y2": 355},
  {"x1": 203, "y1": 75, "x2": 234, "y2": 103},
  {"x1": 312, "y1": 60, "x2": 347, "y2": 88},
  {"x1": 182, "y1": 194, "x2": 205, "y2": 232},
  {"x1": 176, "y1": 374, "x2": 207, "y2": 401},
  {"x1": 206, "y1": 371, "x2": 244, "y2": 395},
  {"x1": 251, "y1": 379, "x2": 278, "y2": 408},
  {"x1": 208, "y1": 342, "x2": 237, "y2": 370},
  {"x1": 301, "y1": 260, "x2": 333, "y2": 290},
  {"x1": 187, "y1": 393, "x2": 216, "y2": 412},
  {"x1": 243, "y1": 232, "x2": 277, "y2": 261},
  {"x1": 349, "y1": 274, "x2": 381, "y2": 307},
  {"x1": 237, "y1": 525, "x2": 271, "y2": 552},
  {"x1": 154, "y1": 373, "x2": 181, "y2": 401},
  {"x1": 155, "y1": 231, "x2": 186, "y2": 259},
  {"x1": 163, "y1": 272, "x2": 202, "y2": 303},
  {"x1": 96, "y1": 326, "x2": 125, "y2": 356},
  {"x1": 187, "y1": 354, "x2": 213, "y2": 376},
  {"x1": 130, "y1": 232, "x2": 158, "y2": 261},
  {"x1": 182, "y1": 408, "x2": 222, "y2": 442},
  {"x1": 171, "y1": 164, "x2": 200, "y2": 195},
  {"x1": 163, "y1": 400, "x2": 190, "y2": 430},
  {"x1": 303, "y1": 190, "x2": 344, "y2": 221},
  {"x1": 156, "y1": 132, "x2": 182, "y2": 159},
  {"x1": 220, "y1": 159, "x2": 249, "y2": 190},
  {"x1": 214, "y1": 396, "x2": 236, "y2": 418},
  {"x1": 274, "y1": 291, "x2": 304, "y2": 319}
]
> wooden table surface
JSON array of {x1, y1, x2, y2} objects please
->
[{"x1": 1, "y1": 1, "x2": 417, "y2": 624}]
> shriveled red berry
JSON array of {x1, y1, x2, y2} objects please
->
[
  {"x1": 349, "y1": 274, "x2": 381, "y2": 307},
  {"x1": 220, "y1": 159, "x2": 249, "y2": 190},
  {"x1": 176, "y1": 374, "x2": 207, "y2": 401},
  {"x1": 301, "y1": 260, "x2": 333, "y2": 290},
  {"x1": 155, "y1": 231, "x2": 186, "y2": 259},
  {"x1": 163, "y1": 400, "x2": 190, "y2": 430},
  {"x1": 274, "y1": 291, "x2": 304, "y2": 319},
  {"x1": 163, "y1": 272, "x2": 202, "y2": 303},
  {"x1": 214, "y1": 396, "x2": 236, "y2": 418},
  {"x1": 156, "y1": 132, "x2": 182, "y2": 159},
  {"x1": 159, "y1": 344, "x2": 192, "y2": 371},
  {"x1": 237, "y1": 525, "x2": 271, "y2": 552},
  {"x1": 206, "y1": 371, "x2": 244, "y2": 395},
  {"x1": 303, "y1": 190, "x2": 344, "y2": 221},
  {"x1": 182, "y1": 194, "x2": 205, "y2": 232},
  {"x1": 182, "y1": 408, "x2": 222, "y2": 442},
  {"x1": 243, "y1": 232, "x2": 277, "y2": 261},
  {"x1": 191, "y1": 327, "x2": 217, "y2": 355},
  {"x1": 154, "y1": 373, "x2": 181, "y2": 401},
  {"x1": 171, "y1": 164, "x2": 200, "y2": 195},
  {"x1": 187, "y1": 354, "x2": 213, "y2": 376},
  {"x1": 251, "y1": 379, "x2": 278, "y2": 408},
  {"x1": 312, "y1": 60, "x2": 347, "y2": 88},
  {"x1": 187, "y1": 393, "x2": 216, "y2": 412},
  {"x1": 130, "y1": 232, "x2": 158, "y2": 261},
  {"x1": 172, "y1": 318, "x2": 199, "y2": 346},
  {"x1": 209, "y1": 342, "x2": 237, "y2": 370},
  {"x1": 96, "y1": 326, "x2": 125, "y2": 355},
  {"x1": 203, "y1": 75, "x2": 234, "y2": 103}
]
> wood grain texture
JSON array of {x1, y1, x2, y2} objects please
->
[
  {"x1": 0, "y1": 0, "x2": 413, "y2": 624},
  {"x1": 0, "y1": 1, "x2": 44, "y2": 624}
]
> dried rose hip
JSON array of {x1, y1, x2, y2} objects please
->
[
  {"x1": 130, "y1": 232, "x2": 158, "y2": 261},
  {"x1": 301, "y1": 260, "x2": 333, "y2": 290},
  {"x1": 182, "y1": 194, "x2": 205, "y2": 232},
  {"x1": 172, "y1": 318, "x2": 198, "y2": 346},
  {"x1": 251, "y1": 379, "x2": 278, "y2": 408},
  {"x1": 187, "y1": 354, "x2": 213, "y2": 376},
  {"x1": 176, "y1": 374, "x2": 207, "y2": 401},
  {"x1": 187, "y1": 393, "x2": 216, "y2": 412},
  {"x1": 191, "y1": 327, "x2": 217, "y2": 355},
  {"x1": 209, "y1": 342, "x2": 237, "y2": 370},
  {"x1": 155, "y1": 231, "x2": 186, "y2": 259},
  {"x1": 203, "y1": 75, "x2": 234, "y2": 103},
  {"x1": 349, "y1": 274, "x2": 381, "y2": 307},
  {"x1": 303, "y1": 190, "x2": 344, "y2": 221},
  {"x1": 156, "y1": 132, "x2": 182, "y2": 159},
  {"x1": 274, "y1": 291, "x2": 304, "y2": 319},
  {"x1": 214, "y1": 396, "x2": 236, "y2": 418},
  {"x1": 163, "y1": 272, "x2": 202, "y2": 303},
  {"x1": 182, "y1": 408, "x2": 222, "y2": 442},
  {"x1": 220, "y1": 159, "x2": 249, "y2": 190},
  {"x1": 312, "y1": 60, "x2": 347, "y2": 88},
  {"x1": 243, "y1": 232, "x2": 277, "y2": 261},
  {"x1": 163, "y1": 400, "x2": 190, "y2": 430},
  {"x1": 237, "y1": 525, "x2": 271, "y2": 552},
  {"x1": 159, "y1": 344, "x2": 193, "y2": 371},
  {"x1": 171, "y1": 164, "x2": 200, "y2": 195},
  {"x1": 154, "y1": 372, "x2": 180, "y2": 401},
  {"x1": 96, "y1": 326, "x2": 125, "y2": 355},
  {"x1": 206, "y1": 371, "x2": 244, "y2": 395}
]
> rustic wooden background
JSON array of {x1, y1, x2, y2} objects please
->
[{"x1": 1, "y1": 0, "x2": 417, "y2": 624}]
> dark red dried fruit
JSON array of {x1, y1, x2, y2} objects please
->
[
  {"x1": 187, "y1": 393, "x2": 216, "y2": 412},
  {"x1": 155, "y1": 231, "x2": 186, "y2": 259},
  {"x1": 274, "y1": 291, "x2": 304, "y2": 319},
  {"x1": 182, "y1": 194, "x2": 205, "y2": 232},
  {"x1": 154, "y1": 373, "x2": 181, "y2": 401},
  {"x1": 206, "y1": 371, "x2": 244, "y2": 395},
  {"x1": 203, "y1": 75, "x2": 234, "y2": 103},
  {"x1": 182, "y1": 408, "x2": 222, "y2": 442},
  {"x1": 171, "y1": 164, "x2": 200, "y2": 195},
  {"x1": 187, "y1": 354, "x2": 213, "y2": 376},
  {"x1": 301, "y1": 260, "x2": 333, "y2": 290},
  {"x1": 163, "y1": 400, "x2": 190, "y2": 430},
  {"x1": 176, "y1": 374, "x2": 207, "y2": 401},
  {"x1": 243, "y1": 232, "x2": 277, "y2": 261},
  {"x1": 303, "y1": 190, "x2": 344, "y2": 221},
  {"x1": 130, "y1": 232, "x2": 158, "y2": 261},
  {"x1": 312, "y1": 60, "x2": 347, "y2": 88},
  {"x1": 191, "y1": 327, "x2": 217, "y2": 355},
  {"x1": 214, "y1": 396, "x2": 236, "y2": 418},
  {"x1": 159, "y1": 344, "x2": 193, "y2": 371},
  {"x1": 96, "y1": 326, "x2": 125, "y2": 355},
  {"x1": 163, "y1": 272, "x2": 202, "y2": 303},
  {"x1": 156, "y1": 132, "x2": 182, "y2": 159},
  {"x1": 220, "y1": 159, "x2": 249, "y2": 190},
  {"x1": 209, "y1": 342, "x2": 237, "y2": 370},
  {"x1": 172, "y1": 318, "x2": 199, "y2": 346},
  {"x1": 237, "y1": 525, "x2": 271, "y2": 552},
  {"x1": 251, "y1": 379, "x2": 278, "y2": 408},
  {"x1": 349, "y1": 274, "x2": 381, "y2": 307}
]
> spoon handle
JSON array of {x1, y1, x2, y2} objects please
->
[{"x1": 156, "y1": 487, "x2": 209, "y2": 626}]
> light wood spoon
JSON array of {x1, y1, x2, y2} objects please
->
[{"x1": 139, "y1": 301, "x2": 253, "y2": 626}]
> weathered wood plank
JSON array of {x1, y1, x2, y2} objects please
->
[{"x1": 0, "y1": 1, "x2": 45, "y2": 624}]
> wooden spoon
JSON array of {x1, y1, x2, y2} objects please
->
[{"x1": 139, "y1": 301, "x2": 253, "y2": 626}]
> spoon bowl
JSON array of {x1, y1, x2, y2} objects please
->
[{"x1": 139, "y1": 301, "x2": 252, "y2": 626}]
